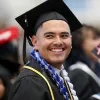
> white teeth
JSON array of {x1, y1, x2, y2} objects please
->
[{"x1": 51, "y1": 49, "x2": 63, "y2": 52}]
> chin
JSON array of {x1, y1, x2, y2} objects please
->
[{"x1": 50, "y1": 59, "x2": 64, "y2": 65}]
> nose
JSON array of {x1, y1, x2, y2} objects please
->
[{"x1": 53, "y1": 36, "x2": 63, "y2": 46}]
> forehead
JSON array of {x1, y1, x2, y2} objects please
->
[
  {"x1": 36, "y1": 20, "x2": 70, "y2": 34},
  {"x1": 43, "y1": 20, "x2": 69, "y2": 28},
  {"x1": 83, "y1": 28, "x2": 97, "y2": 38}
]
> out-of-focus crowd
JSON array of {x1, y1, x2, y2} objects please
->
[
  {"x1": 0, "y1": 24, "x2": 22, "y2": 100},
  {"x1": 64, "y1": 24, "x2": 100, "y2": 100}
]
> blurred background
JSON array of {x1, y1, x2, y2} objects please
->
[{"x1": 1, "y1": 0, "x2": 100, "y2": 27}]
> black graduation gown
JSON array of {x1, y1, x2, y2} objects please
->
[
  {"x1": 68, "y1": 64, "x2": 100, "y2": 100},
  {"x1": 8, "y1": 59, "x2": 65, "y2": 100}
]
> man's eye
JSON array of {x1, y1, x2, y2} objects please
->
[
  {"x1": 61, "y1": 34, "x2": 70, "y2": 38},
  {"x1": 45, "y1": 35, "x2": 53, "y2": 38}
]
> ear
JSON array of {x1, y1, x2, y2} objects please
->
[
  {"x1": 70, "y1": 34, "x2": 72, "y2": 45},
  {"x1": 70, "y1": 34, "x2": 72, "y2": 38},
  {"x1": 32, "y1": 35, "x2": 38, "y2": 50}
]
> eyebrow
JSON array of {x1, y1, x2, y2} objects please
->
[
  {"x1": 61, "y1": 32, "x2": 71, "y2": 35},
  {"x1": 44, "y1": 32, "x2": 70, "y2": 35}
]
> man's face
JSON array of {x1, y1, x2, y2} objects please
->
[{"x1": 32, "y1": 20, "x2": 72, "y2": 69}]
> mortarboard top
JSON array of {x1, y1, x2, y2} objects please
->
[
  {"x1": 15, "y1": 0, "x2": 82, "y2": 63},
  {"x1": 16, "y1": 0, "x2": 82, "y2": 41}
]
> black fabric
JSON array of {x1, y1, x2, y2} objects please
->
[
  {"x1": 8, "y1": 58, "x2": 65, "y2": 100},
  {"x1": 0, "y1": 65, "x2": 11, "y2": 77},
  {"x1": 0, "y1": 42, "x2": 18, "y2": 61},
  {"x1": 89, "y1": 98, "x2": 99, "y2": 100},
  {"x1": 16, "y1": 0, "x2": 82, "y2": 38},
  {"x1": 0, "y1": 57, "x2": 21, "y2": 77},
  {"x1": 23, "y1": 32, "x2": 27, "y2": 64},
  {"x1": 68, "y1": 69, "x2": 100, "y2": 100},
  {"x1": 34, "y1": 11, "x2": 68, "y2": 34}
]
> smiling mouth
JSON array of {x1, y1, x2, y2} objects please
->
[{"x1": 50, "y1": 48, "x2": 65, "y2": 52}]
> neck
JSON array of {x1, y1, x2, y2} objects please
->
[{"x1": 49, "y1": 63, "x2": 63, "y2": 70}]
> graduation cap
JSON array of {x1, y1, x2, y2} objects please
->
[{"x1": 15, "y1": 0, "x2": 82, "y2": 63}]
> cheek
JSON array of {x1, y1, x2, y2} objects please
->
[
  {"x1": 83, "y1": 41, "x2": 92, "y2": 51},
  {"x1": 64, "y1": 39, "x2": 72, "y2": 47},
  {"x1": 83, "y1": 40, "x2": 98, "y2": 52},
  {"x1": 36, "y1": 39, "x2": 49, "y2": 50}
]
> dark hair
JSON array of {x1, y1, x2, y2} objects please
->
[
  {"x1": 0, "y1": 42, "x2": 18, "y2": 62},
  {"x1": 72, "y1": 24, "x2": 100, "y2": 48}
]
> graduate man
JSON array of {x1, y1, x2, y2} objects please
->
[{"x1": 8, "y1": 0, "x2": 82, "y2": 100}]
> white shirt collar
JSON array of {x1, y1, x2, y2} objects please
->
[{"x1": 54, "y1": 65, "x2": 64, "y2": 75}]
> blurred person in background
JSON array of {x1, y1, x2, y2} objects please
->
[
  {"x1": 89, "y1": 93, "x2": 100, "y2": 100},
  {"x1": 0, "y1": 56, "x2": 21, "y2": 100},
  {"x1": 0, "y1": 26, "x2": 21, "y2": 83},
  {"x1": 64, "y1": 24, "x2": 100, "y2": 100},
  {"x1": 86, "y1": 41, "x2": 100, "y2": 79},
  {"x1": 0, "y1": 66, "x2": 12, "y2": 100},
  {"x1": 0, "y1": 26, "x2": 21, "y2": 100},
  {"x1": 0, "y1": 74, "x2": 11, "y2": 100}
]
